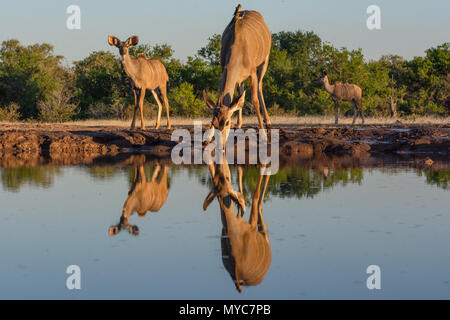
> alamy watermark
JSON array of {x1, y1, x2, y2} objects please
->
[
  {"x1": 366, "y1": 265, "x2": 381, "y2": 290},
  {"x1": 66, "y1": 5, "x2": 81, "y2": 30},
  {"x1": 171, "y1": 121, "x2": 279, "y2": 175},
  {"x1": 366, "y1": 5, "x2": 381, "y2": 30},
  {"x1": 66, "y1": 265, "x2": 81, "y2": 290}
]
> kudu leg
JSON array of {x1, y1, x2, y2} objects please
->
[
  {"x1": 130, "y1": 89, "x2": 138, "y2": 130},
  {"x1": 257, "y1": 57, "x2": 271, "y2": 129},
  {"x1": 129, "y1": 166, "x2": 139, "y2": 191},
  {"x1": 151, "y1": 164, "x2": 161, "y2": 181},
  {"x1": 236, "y1": 83, "x2": 244, "y2": 129},
  {"x1": 334, "y1": 101, "x2": 340, "y2": 125},
  {"x1": 258, "y1": 173, "x2": 270, "y2": 242},
  {"x1": 159, "y1": 85, "x2": 171, "y2": 129},
  {"x1": 160, "y1": 166, "x2": 169, "y2": 186},
  {"x1": 151, "y1": 89, "x2": 162, "y2": 129},
  {"x1": 138, "y1": 89, "x2": 146, "y2": 130},
  {"x1": 351, "y1": 100, "x2": 358, "y2": 126},
  {"x1": 237, "y1": 166, "x2": 244, "y2": 217},
  {"x1": 249, "y1": 172, "x2": 266, "y2": 228},
  {"x1": 138, "y1": 165, "x2": 147, "y2": 183},
  {"x1": 250, "y1": 74, "x2": 264, "y2": 130},
  {"x1": 359, "y1": 100, "x2": 365, "y2": 126}
]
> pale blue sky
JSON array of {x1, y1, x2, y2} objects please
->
[{"x1": 0, "y1": 0, "x2": 449, "y2": 65}]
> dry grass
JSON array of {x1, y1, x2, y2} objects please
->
[
  {"x1": 1, "y1": 115, "x2": 449, "y2": 128},
  {"x1": 63, "y1": 115, "x2": 450, "y2": 127}
]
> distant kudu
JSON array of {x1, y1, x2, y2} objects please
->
[
  {"x1": 319, "y1": 71, "x2": 365, "y2": 125},
  {"x1": 108, "y1": 35, "x2": 171, "y2": 130},
  {"x1": 203, "y1": 4, "x2": 272, "y2": 143},
  {"x1": 203, "y1": 158, "x2": 271, "y2": 293},
  {"x1": 109, "y1": 164, "x2": 169, "y2": 236}
]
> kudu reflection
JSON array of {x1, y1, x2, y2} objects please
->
[
  {"x1": 109, "y1": 164, "x2": 168, "y2": 236},
  {"x1": 203, "y1": 160, "x2": 271, "y2": 293}
]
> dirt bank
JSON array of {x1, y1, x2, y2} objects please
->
[{"x1": 0, "y1": 123, "x2": 448, "y2": 167}]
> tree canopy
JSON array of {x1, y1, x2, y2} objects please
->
[{"x1": 0, "y1": 32, "x2": 448, "y2": 122}]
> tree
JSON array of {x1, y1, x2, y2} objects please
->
[
  {"x1": 73, "y1": 51, "x2": 129, "y2": 118},
  {"x1": 198, "y1": 34, "x2": 221, "y2": 66},
  {"x1": 0, "y1": 35, "x2": 448, "y2": 121},
  {"x1": 169, "y1": 82, "x2": 207, "y2": 117},
  {"x1": 401, "y1": 43, "x2": 449, "y2": 115},
  {"x1": 0, "y1": 40, "x2": 69, "y2": 118}
]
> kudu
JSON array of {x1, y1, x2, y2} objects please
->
[
  {"x1": 319, "y1": 71, "x2": 365, "y2": 125},
  {"x1": 203, "y1": 158, "x2": 271, "y2": 293},
  {"x1": 108, "y1": 35, "x2": 171, "y2": 130},
  {"x1": 203, "y1": 4, "x2": 272, "y2": 143},
  {"x1": 109, "y1": 164, "x2": 169, "y2": 236}
]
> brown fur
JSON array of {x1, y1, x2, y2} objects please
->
[
  {"x1": 109, "y1": 164, "x2": 169, "y2": 236},
  {"x1": 203, "y1": 159, "x2": 271, "y2": 293},
  {"x1": 203, "y1": 5, "x2": 272, "y2": 143},
  {"x1": 320, "y1": 73, "x2": 365, "y2": 125},
  {"x1": 108, "y1": 35, "x2": 171, "y2": 130}
]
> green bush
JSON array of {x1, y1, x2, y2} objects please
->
[
  {"x1": 37, "y1": 89, "x2": 78, "y2": 122},
  {"x1": 0, "y1": 102, "x2": 22, "y2": 121},
  {"x1": 121, "y1": 102, "x2": 157, "y2": 120},
  {"x1": 0, "y1": 40, "x2": 69, "y2": 119},
  {"x1": 73, "y1": 51, "x2": 129, "y2": 118},
  {"x1": 169, "y1": 82, "x2": 209, "y2": 117},
  {"x1": 0, "y1": 38, "x2": 448, "y2": 121},
  {"x1": 88, "y1": 101, "x2": 125, "y2": 120}
]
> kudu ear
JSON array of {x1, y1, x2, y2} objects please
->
[
  {"x1": 203, "y1": 191, "x2": 216, "y2": 211},
  {"x1": 230, "y1": 90, "x2": 246, "y2": 113},
  {"x1": 126, "y1": 35, "x2": 139, "y2": 47},
  {"x1": 108, "y1": 36, "x2": 120, "y2": 47},
  {"x1": 108, "y1": 225, "x2": 119, "y2": 236},
  {"x1": 203, "y1": 90, "x2": 216, "y2": 113},
  {"x1": 129, "y1": 225, "x2": 139, "y2": 236}
]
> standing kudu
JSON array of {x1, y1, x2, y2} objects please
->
[
  {"x1": 108, "y1": 35, "x2": 171, "y2": 130},
  {"x1": 319, "y1": 71, "x2": 365, "y2": 125},
  {"x1": 109, "y1": 164, "x2": 169, "y2": 236},
  {"x1": 203, "y1": 158, "x2": 271, "y2": 293},
  {"x1": 203, "y1": 4, "x2": 272, "y2": 143}
]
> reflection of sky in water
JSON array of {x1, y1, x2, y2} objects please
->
[{"x1": 0, "y1": 165, "x2": 449, "y2": 299}]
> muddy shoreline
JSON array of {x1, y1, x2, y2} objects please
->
[{"x1": 0, "y1": 124, "x2": 448, "y2": 168}]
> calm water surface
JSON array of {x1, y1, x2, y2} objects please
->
[{"x1": 0, "y1": 161, "x2": 449, "y2": 299}]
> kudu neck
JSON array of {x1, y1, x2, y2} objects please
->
[
  {"x1": 121, "y1": 53, "x2": 137, "y2": 77},
  {"x1": 219, "y1": 69, "x2": 239, "y2": 107},
  {"x1": 122, "y1": 195, "x2": 138, "y2": 220},
  {"x1": 219, "y1": 196, "x2": 245, "y2": 234},
  {"x1": 323, "y1": 76, "x2": 335, "y2": 95}
]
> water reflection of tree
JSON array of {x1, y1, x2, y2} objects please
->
[
  {"x1": 239, "y1": 167, "x2": 363, "y2": 201},
  {"x1": 0, "y1": 167, "x2": 62, "y2": 192},
  {"x1": 194, "y1": 166, "x2": 363, "y2": 203},
  {"x1": 418, "y1": 170, "x2": 450, "y2": 190},
  {"x1": 85, "y1": 165, "x2": 173, "y2": 189},
  {"x1": 87, "y1": 166, "x2": 125, "y2": 180},
  {"x1": 3, "y1": 164, "x2": 448, "y2": 194}
]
